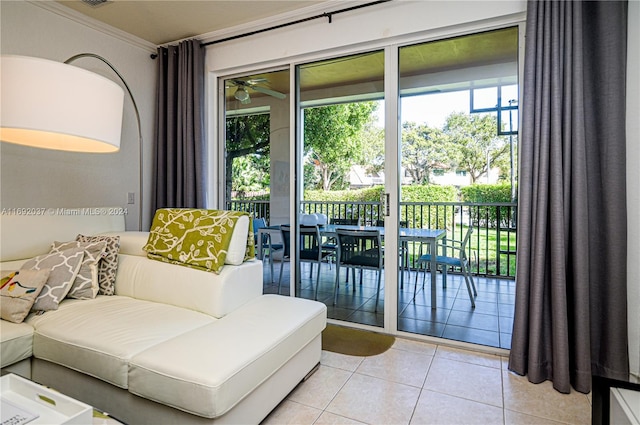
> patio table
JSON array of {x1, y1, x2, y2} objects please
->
[{"x1": 257, "y1": 224, "x2": 446, "y2": 308}]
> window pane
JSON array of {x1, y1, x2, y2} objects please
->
[
  {"x1": 224, "y1": 69, "x2": 290, "y2": 224},
  {"x1": 501, "y1": 84, "x2": 519, "y2": 107},
  {"x1": 398, "y1": 27, "x2": 519, "y2": 342},
  {"x1": 297, "y1": 51, "x2": 385, "y2": 327},
  {"x1": 501, "y1": 109, "x2": 519, "y2": 133},
  {"x1": 473, "y1": 87, "x2": 497, "y2": 110}
]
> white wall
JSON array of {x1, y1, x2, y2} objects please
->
[
  {"x1": 2, "y1": 0, "x2": 636, "y2": 374},
  {"x1": 626, "y1": 0, "x2": 640, "y2": 380},
  {"x1": 205, "y1": 0, "x2": 640, "y2": 376},
  {"x1": 206, "y1": 1, "x2": 526, "y2": 73},
  {"x1": 0, "y1": 1, "x2": 156, "y2": 230}
]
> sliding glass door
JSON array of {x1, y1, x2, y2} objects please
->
[
  {"x1": 219, "y1": 24, "x2": 521, "y2": 348},
  {"x1": 397, "y1": 27, "x2": 519, "y2": 347},
  {"x1": 222, "y1": 69, "x2": 291, "y2": 292},
  {"x1": 296, "y1": 51, "x2": 386, "y2": 328}
]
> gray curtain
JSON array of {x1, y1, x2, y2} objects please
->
[
  {"x1": 152, "y1": 39, "x2": 206, "y2": 213},
  {"x1": 509, "y1": 0, "x2": 629, "y2": 394}
]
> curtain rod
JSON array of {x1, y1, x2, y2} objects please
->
[{"x1": 201, "y1": 0, "x2": 392, "y2": 47}]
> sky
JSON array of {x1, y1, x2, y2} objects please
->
[
  {"x1": 401, "y1": 91, "x2": 471, "y2": 128},
  {"x1": 375, "y1": 91, "x2": 471, "y2": 129},
  {"x1": 375, "y1": 86, "x2": 518, "y2": 130}
]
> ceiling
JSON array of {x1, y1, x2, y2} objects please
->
[
  {"x1": 56, "y1": 0, "x2": 329, "y2": 46},
  {"x1": 226, "y1": 27, "x2": 519, "y2": 106},
  {"x1": 51, "y1": 2, "x2": 518, "y2": 106}
]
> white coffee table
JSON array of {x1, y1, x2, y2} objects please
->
[{"x1": 1, "y1": 373, "x2": 92, "y2": 425}]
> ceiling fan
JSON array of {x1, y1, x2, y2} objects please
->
[{"x1": 227, "y1": 78, "x2": 286, "y2": 104}]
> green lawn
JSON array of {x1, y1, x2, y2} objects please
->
[{"x1": 403, "y1": 224, "x2": 516, "y2": 277}]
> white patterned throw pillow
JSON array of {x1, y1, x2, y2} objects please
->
[
  {"x1": 51, "y1": 240, "x2": 107, "y2": 299},
  {"x1": 1, "y1": 269, "x2": 50, "y2": 323},
  {"x1": 23, "y1": 247, "x2": 84, "y2": 311},
  {"x1": 76, "y1": 234, "x2": 120, "y2": 295}
]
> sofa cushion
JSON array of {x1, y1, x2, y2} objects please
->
[
  {"x1": 26, "y1": 296, "x2": 215, "y2": 388},
  {"x1": 0, "y1": 259, "x2": 27, "y2": 270},
  {"x1": 100, "y1": 231, "x2": 147, "y2": 257},
  {"x1": 76, "y1": 234, "x2": 121, "y2": 295},
  {"x1": 114, "y1": 254, "x2": 262, "y2": 318},
  {"x1": 1, "y1": 269, "x2": 50, "y2": 323},
  {"x1": 0, "y1": 320, "x2": 34, "y2": 368},
  {"x1": 23, "y1": 247, "x2": 84, "y2": 311},
  {"x1": 0, "y1": 212, "x2": 125, "y2": 262},
  {"x1": 128, "y1": 295, "x2": 326, "y2": 418}
]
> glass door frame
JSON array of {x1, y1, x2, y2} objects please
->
[
  {"x1": 217, "y1": 20, "x2": 525, "y2": 344},
  {"x1": 288, "y1": 46, "x2": 401, "y2": 333},
  {"x1": 381, "y1": 45, "x2": 400, "y2": 333}
]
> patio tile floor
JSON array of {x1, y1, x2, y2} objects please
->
[{"x1": 262, "y1": 260, "x2": 515, "y2": 350}]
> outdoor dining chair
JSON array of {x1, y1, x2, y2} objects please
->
[
  {"x1": 414, "y1": 226, "x2": 477, "y2": 307},
  {"x1": 253, "y1": 217, "x2": 283, "y2": 284},
  {"x1": 334, "y1": 229, "x2": 384, "y2": 311},
  {"x1": 375, "y1": 219, "x2": 410, "y2": 288},
  {"x1": 273, "y1": 225, "x2": 332, "y2": 298},
  {"x1": 321, "y1": 217, "x2": 360, "y2": 270}
]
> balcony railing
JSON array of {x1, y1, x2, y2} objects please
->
[{"x1": 227, "y1": 199, "x2": 517, "y2": 278}]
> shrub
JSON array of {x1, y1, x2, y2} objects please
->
[
  {"x1": 401, "y1": 185, "x2": 458, "y2": 229},
  {"x1": 460, "y1": 184, "x2": 515, "y2": 228},
  {"x1": 304, "y1": 185, "x2": 459, "y2": 228},
  {"x1": 303, "y1": 186, "x2": 384, "y2": 223},
  {"x1": 304, "y1": 186, "x2": 383, "y2": 202}
]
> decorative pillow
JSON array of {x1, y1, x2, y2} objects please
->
[
  {"x1": 0, "y1": 269, "x2": 50, "y2": 323},
  {"x1": 22, "y1": 247, "x2": 84, "y2": 311},
  {"x1": 76, "y1": 234, "x2": 120, "y2": 295},
  {"x1": 51, "y1": 240, "x2": 107, "y2": 299},
  {"x1": 143, "y1": 209, "x2": 254, "y2": 274}
]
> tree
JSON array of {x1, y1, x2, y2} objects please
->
[
  {"x1": 225, "y1": 114, "x2": 270, "y2": 200},
  {"x1": 303, "y1": 102, "x2": 377, "y2": 191},
  {"x1": 401, "y1": 122, "x2": 453, "y2": 184},
  {"x1": 444, "y1": 112, "x2": 510, "y2": 183},
  {"x1": 231, "y1": 155, "x2": 269, "y2": 197},
  {"x1": 360, "y1": 122, "x2": 385, "y2": 175}
]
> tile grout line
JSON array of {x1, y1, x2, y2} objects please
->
[{"x1": 315, "y1": 358, "x2": 365, "y2": 424}]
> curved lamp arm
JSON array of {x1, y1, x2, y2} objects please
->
[{"x1": 64, "y1": 53, "x2": 143, "y2": 230}]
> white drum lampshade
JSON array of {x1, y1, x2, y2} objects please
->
[{"x1": 0, "y1": 55, "x2": 124, "y2": 152}]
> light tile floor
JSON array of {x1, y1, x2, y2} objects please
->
[{"x1": 262, "y1": 339, "x2": 592, "y2": 425}]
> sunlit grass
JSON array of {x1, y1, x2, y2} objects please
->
[{"x1": 403, "y1": 224, "x2": 516, "y2": 277}]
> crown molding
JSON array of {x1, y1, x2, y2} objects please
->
[
  {"x1": 28, "y1": 1, "x2": 157, "y2": 53},
  {"x1": 194, "y1": 0, "x2": 371, "y2": 47}
]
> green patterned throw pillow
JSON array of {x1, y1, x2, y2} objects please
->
[{"x1": 143, "y1": 209, "x2": 254, "y2": 273}]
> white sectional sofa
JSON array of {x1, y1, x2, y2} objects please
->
[{"x1": 0, "y1": 211, "x2": 327, "y2": 424}]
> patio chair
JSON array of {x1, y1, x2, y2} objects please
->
[
  {"x1": 414, "y1": 226, "x2": 477, "y2": 307},
  {"x1": 375, "y1": 220, "x2": 409, "y2": 288},
  {"x1": 321, "y1": 217, "x2": 360, "y2": 269},
  {"x1": 253, "y1": 217, "x2": 283, "y2": 283},
  {"x1": 334, "y1": 229, "x2": 384, "y2": 311},
  {"x1": 272, "y1": 225, "x2": 333, "y2": 297}
]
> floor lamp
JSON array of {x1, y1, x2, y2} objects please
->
[
  {"x1": 0, "y1": 54, "x2": 143, "y2": 230},
  {"x1": 65, "y1": 53, "x2": 143, "y2": 230}
]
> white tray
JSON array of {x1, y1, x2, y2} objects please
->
[{"x1": 1, "y1": 374, "x2": 92, "y2": 425}]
